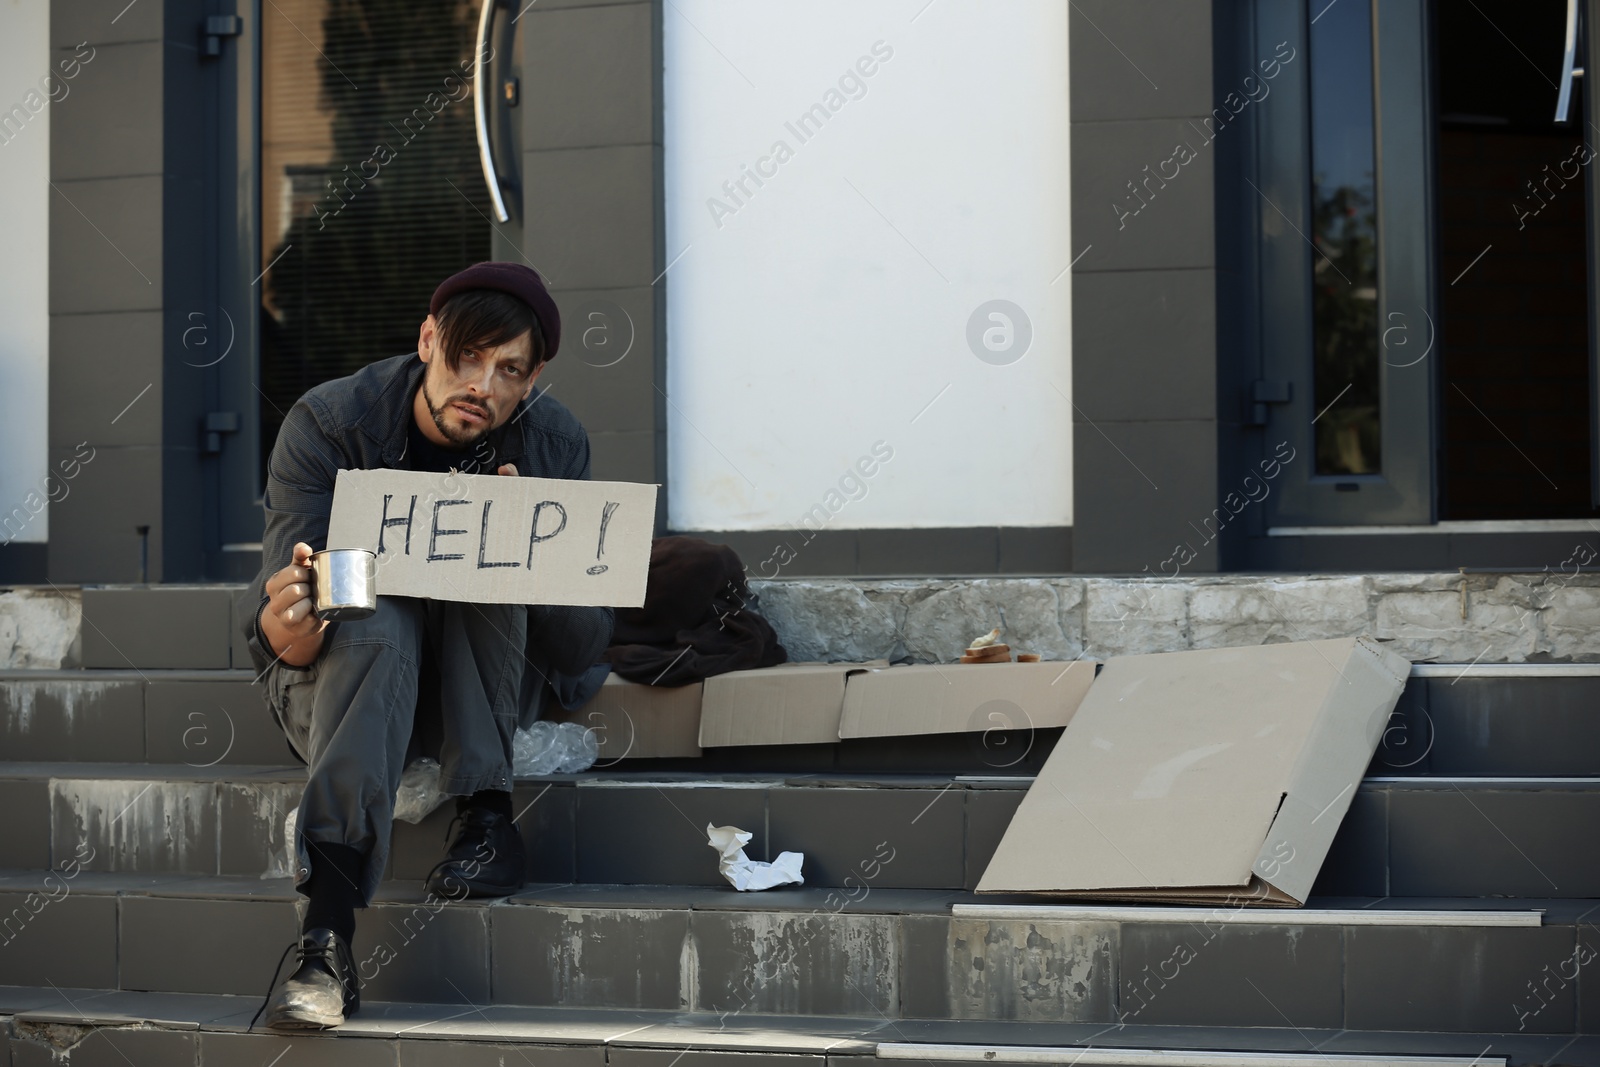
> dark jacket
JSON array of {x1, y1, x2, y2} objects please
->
[{"x1": 242, "y1": 352, "x2": 614, "y2": 724}]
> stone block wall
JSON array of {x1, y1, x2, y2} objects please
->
[
  {"x1": 751, "y1": 573, "x2": 1600, "y2": 665},
  {"x1": 6, "y1": 572, "x2": 1599, "y2": 670}
]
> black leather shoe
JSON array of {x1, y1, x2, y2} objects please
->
[
  {"x1": 425, "y1": 805, "x2": 526, "y2": 898},
  {"x1": 259, "y1": 927, "x2": 360, "y2": 1030}
]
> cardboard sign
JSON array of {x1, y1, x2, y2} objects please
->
[
  {"x1": 326, "y1": 468, "x2": 657, "y2": 607},
  {"x1": 976, "y1": 637, "x2": 1410, "y2": 906}
]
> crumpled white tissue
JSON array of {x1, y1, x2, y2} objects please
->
[{"x1": 706, "y1": 823, "x2": 804, "y2": 891}]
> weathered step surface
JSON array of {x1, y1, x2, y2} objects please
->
[
  {"x1": 0, "y1": 871, "x2": 1592, "y2": 1034},
  {"x1": 0, "y1": 988, "x2": 882, "y2": 1066},
  {"x1": 0, "y1": 767, "x2": 1000, "y2": 889},
  {"x1": 6, "y1": 765, "x2": 1600, "y2": 899},
  {"x1": 1384, "y1": 667, "x2": 1600, "y2": 777},
  {"x1": 78, "y1": 584, "x2": 255, "y2": 671},
  {"x1": 0, "y1": 671, "x2": 288, "y2": 767},
  {"x1": 10, "y1": 666, "x2": 1600, "y2": 780},
  {"x1": 1316, "y1": 776, "x2": 1600, "y2": 897},
  {"x1": 0, "y1": 666, "x2": 1065, "y2": 777},
  {"x1": 0, "y1": 764, "x2": 1595, "y2": 897},
  {"x1": 1, "y1": 986, "x2": 1587, "y2": 1067}
]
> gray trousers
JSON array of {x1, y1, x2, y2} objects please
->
[{"x1": 265, "y1": 595, "x2": 528, "y2": 905}]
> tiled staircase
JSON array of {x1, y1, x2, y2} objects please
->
[{"x1": 2, "y1": 585, "x2": 1600, "y2": 1065}]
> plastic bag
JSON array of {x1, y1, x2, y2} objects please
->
[
  {"x1": 512, "y1": 720, "x2": 599, "y2": 776},
  {"x1": 393, "y1": 757, "x2": 448, "y2": 824}
]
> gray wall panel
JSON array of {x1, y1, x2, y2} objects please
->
[
  {"x1": 1071, "y1": 419, "x2": 1220, "y2": 574},
  {"x1": 1070, "y1": 1, "x2": 1224, "y2": 572},
  {"x1": 52, "y1": 0, "x2": 163, "y2": 48},
  {"x1": 1069, "y1": 0, "x2": 1214, "y2": 123},
  {"x1": 522, "y1": 0, "x2": 666, "y2": 533},
  {"x1": 47, "y1": 175, "x2": 163, "y2": 315},
  {"x1": 523, "y1": 2, "x2": 656, "y2": 149},
  {"x1": 1072, "y1": 268, "x2": 1218, "y2": 423},
  {"x1": 49, "y1": 0, "x2": 224, "y2": 581},
  {"x1": 48, "y1": 40, "x2": 164, "y2": 181},
  {"x1": 43, "y1": 444, "x2": 164, "y2": 581},
  {"x1": 49, "y1": 312, "x2": 163, "y2": 449},
  {"x1": 523, "y1": 144, "x2": 661, "y2": 290},
  {"x1": 588, "y1": 428, "x2": 663, "y2": 485},
  {"x1": 48, "y1": 3, "x2": 172, "y2": 583},
  {"x1": 1070, "y1": 118, "x2": 1217, "y2": 273},
  {"x1": 547, "y1": 286, "x2": 660, "y2": 433}
]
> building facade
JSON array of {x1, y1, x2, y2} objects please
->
[{"x1": 4, "y1": 0, "x2": 1598, "y2": 584}]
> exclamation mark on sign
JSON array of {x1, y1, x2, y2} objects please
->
[{"x1": 586, "y1": 501, "x2": 620, "y2": 575}]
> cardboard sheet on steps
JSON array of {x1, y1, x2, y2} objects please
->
[
  {"x1": 838, "y1": 660, "x2": 1098, "y2": 739},
  {"x1": 543, "y1": 675, "x2": 704, "y2": 759},
  {"x1": 975, "y1": 636, "x2": 1410, "y2": 906},
  {"x1": 698, "y1": 662, "x2": 885, "y2": 748}
]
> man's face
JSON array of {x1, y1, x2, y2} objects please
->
[{"x1": 415, "y1": 314, "x2": 544, "y2": 448}]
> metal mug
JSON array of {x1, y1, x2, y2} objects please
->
[{"x1": 308, "y1": 548, "x2": 378, "y2": 621}]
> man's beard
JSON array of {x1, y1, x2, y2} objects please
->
[{"x1": 421, "y1": 377, "x2": 493, "y2": 447}]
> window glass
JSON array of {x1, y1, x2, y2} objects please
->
[
  {"x1": 260, "y1": 0, "x2": 492, "y2": 475},
  {"x1": 1307, "y1": 0, "x2": 1380, "y2": 475}
]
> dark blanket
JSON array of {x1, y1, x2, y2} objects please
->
[{"x1": 604, "y1": 536, "x2": 787, "y2": 685}]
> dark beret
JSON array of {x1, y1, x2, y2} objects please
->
[{"x1": 429, "y1": 261, "x2": 562, "y2": 361}]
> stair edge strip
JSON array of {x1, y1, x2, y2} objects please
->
[
  {"x1": 949, "y1": 905, "x2": 1543, "y2": 927},
  {"x1": 876, "y1": 1045, "x2": 1510, "y2": 1067}
]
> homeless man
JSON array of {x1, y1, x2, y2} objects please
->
[{"x1": 241, "y1": 262, "x2": 614, "y2": 1030}]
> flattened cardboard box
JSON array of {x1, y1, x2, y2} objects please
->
[
  {"x1": 699, "y1": 663, "x2": 886, "y2": 748},
  {"x1": 544, "y1": 675, "x2": 703, "y2": 759},
  {"x1": 838, "y1": 660, "x2": 1098, "y2": 739},
  {"x1": 976, "y1": 637, "x2": 1410, "y2": 906}
]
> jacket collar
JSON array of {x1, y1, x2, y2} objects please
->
[{"x1": 377, "y1": 355, "x2": 429, "y2": 468}]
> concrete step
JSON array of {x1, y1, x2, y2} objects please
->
[
  {"x1": 0, "y1": 670, "x2": 290, "y2": 767},
  {"x1": 0, "y1": 871, "x2": 1593, "y2": 1034},
  {"x1": 1, "y1": 986, "x2": 1584, "y2": 1067},
  {"x1": 1386, "y1": 666, "x2": 1600, "y2": 777},
  {"x1": 8, "y1": 665, "x2": 1600, "y2": 779},
  {"x1": 6, "y1": 765, "x2": 1600, "y2": 898},
  {"x1": 0, "y1": 765, "x2": 997, "y2": 889},
  {"x1": 0, "y1": 668, "x2": 1064, "y2": 776},
  {"x1": 77, "y1": 584, "x2": 254, "y2": 670},
  {"x1": 0, "y1": 988, "x2": 879, "y2": 1066}
]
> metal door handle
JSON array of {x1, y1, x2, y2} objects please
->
[
  {"x1": 1557, "y1": 0, "x2": 1586, "y2": 122},
  {"x1": 475, "y1": 0, "x2": 511, "y2": 222}
]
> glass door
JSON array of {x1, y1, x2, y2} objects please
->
[
  {"x1": 1257, "y1": 0, "x2": 1437, "y2": 527},
  {"x1": 209, "y1": 0, "x2": 524, "y2": 576},
  {"x1": 1432, "y1": 0, "x2": 1598, "y2": 519},
  {"x1": 258, "y1": 0, "x2": 516, "y2": 471},
  {"x1": 1258, "y1": 0, "x2": 1600, "y2": 529}
]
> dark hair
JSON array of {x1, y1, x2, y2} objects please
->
[{"x1": 433, "y1": 289, "x2": 548, "y2": 374}]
